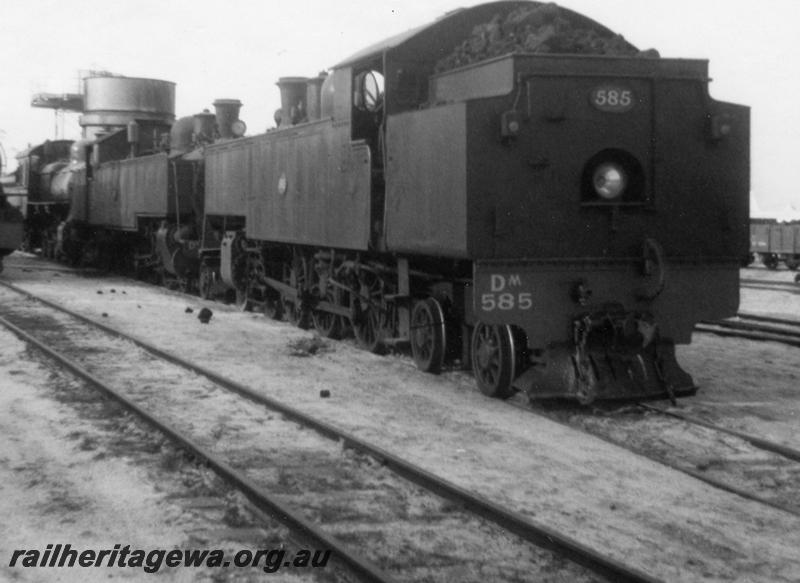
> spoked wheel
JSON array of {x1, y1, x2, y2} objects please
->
[
  {"x1": 312, "y1": 286, "x2": 344, "y2": 339},
  {"x1": 351, "y1": 271, "x2": 385, "y2": 354},
  {"x1": 471, "y1": 322, "x2": 517, "y2": 399},
  {"x1": 353, "y1": 306, "x2": 384, "y2": 353},
  {"x1": 762, "y1": 254, "x2": 779, "y2": 270},
  {"x1": 410, "y1": 297, "x2": 446, "y2": 373}
]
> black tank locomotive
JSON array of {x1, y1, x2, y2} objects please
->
[{"x1": 21, "y1": 2, "x2": 752, "y2": 403}]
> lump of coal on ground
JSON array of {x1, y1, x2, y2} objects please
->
[
  {"x1": 197, "y1": 307, "x2": 213, "y2": 323},
  {"x1": 435, "y1": 2, "x2": 653, "y2": 73}
]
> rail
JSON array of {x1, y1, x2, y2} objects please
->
[{"x1": 0, "y1": 279, "x2": 659, "y2": 583}]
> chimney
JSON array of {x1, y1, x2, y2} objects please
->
[
  {"x1": 305, "y1": 72, "x2": 328, "y2": 121},
  {"x1": 193, "y1": 109, "x2": 216, "y2": 142},
  {"x1": 276, "y1": 77, "x2": 308, "y2": 127},
  {"x1": 213, "y1": 99, "x2": 242, "y2": 139}
]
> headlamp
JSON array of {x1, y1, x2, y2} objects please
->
[{"x1": 592, "y1": 163, "x2": 627, "y2": 200}]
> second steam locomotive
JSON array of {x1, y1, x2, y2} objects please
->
[{"x1": 12, "y1": 2, "x2": 750, "y2": 403}]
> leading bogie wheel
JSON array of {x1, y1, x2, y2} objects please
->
[
  {"x1": 410, "y1": 297, "x2": 446, "y2": 374},
  {"x1": 471, "y1": 322, "x2": 517, "y2": 399}
]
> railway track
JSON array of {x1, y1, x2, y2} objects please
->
[
  {"x1": 740, "y1": 276, "x2": 799, "y2": 288},
  {"x1": 0, "y1": 280, "x2": 656, "y2": 583},
  {"x1": 523, "y1": 397, "x2": 800, "y2": 518},
  {"x1": 631, "y1": 402, "x2": 800, "y2": 514},
  {"x1": 638, "y1": 403, "x2": 800, "y2": 463},
  {"x1": 508, "y1": 309, "x2": 800, "y2": 516},
  {"x1": 696, "y1": 312, "x2": 800, "y2": 347}
]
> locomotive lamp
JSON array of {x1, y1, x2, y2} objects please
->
[
  {"x1": 582, "y1": 149, "x2": 645, "y2": 204},
  {"x1": 708, "y1": 112, "x2": 733, "y2": 141},
  {"x1": 500, "y1": 110, "x2": 521, "y2": 139},
  {"x1": 592, "y1": 162, "x2": 627, "y2": 200}
]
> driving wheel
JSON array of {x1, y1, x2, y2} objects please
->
[
  {"x1": 471, "y1": 322, "x2": 516, "y2": 399},
  {"x1": 410, "y1": 297, "x2": 446, "y2": 373}
]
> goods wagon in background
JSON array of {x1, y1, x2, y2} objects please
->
[{"x1": 750, "y1": 219, "x2": 800, "y2": 270}]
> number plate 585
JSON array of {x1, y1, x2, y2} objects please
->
[{"x1": 590, "y1": 85, "x2": 635, "y2": 113}]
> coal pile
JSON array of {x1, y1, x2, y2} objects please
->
[{"x1": 435, "y1": 3, "x2": 652, "y2": 73}]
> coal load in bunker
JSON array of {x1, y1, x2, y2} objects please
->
[{"x1": 12, "y1": 1, "x2": 749, "y2": 404}]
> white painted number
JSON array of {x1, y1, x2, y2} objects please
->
[
  {"x1": 592, "y1": 88, "x2": 633, "y2": 111},
  {"x1": 481, "y1": 292, "x2": 533, "y2": 312},
  {"x1": 482, "y1": 273, "x2": 532, "y2": 311}
]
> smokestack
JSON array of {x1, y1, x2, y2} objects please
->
[
  {"x1": 213, "y1": 99, "x2": 242, "y2": 139},
  {"x1": 276, "y1": 77, "x2": 308, "y2": 127},
  {"x1": 305, "y1": 72, "x2": 328, "y2": 121},
  {"x1": 169, "y1": 116, "x2": 194, "y2": 153},
  {"x1": 193, "y1": 109, "x2": 216, "y2": 142}
]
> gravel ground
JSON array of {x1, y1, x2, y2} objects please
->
[
  {"x1": 0, "y1": 287, "x2": 603, "y2": 583},
  {"x1": 679, "y1": 266, "x2": 800, "y2": 448},
  {"x1": 0, "y1": 327, "x2": 329, "y2": 582},
  {"x1": 1, "y1": 252, "x2": 799, "y2": 582}
]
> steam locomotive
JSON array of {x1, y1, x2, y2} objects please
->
[
  {"x1": 13, "y1": 1, "x2": 750, "y2": 403},
  {"x1": 0, "y1": 146, "x2": 24, "y2": 273}
]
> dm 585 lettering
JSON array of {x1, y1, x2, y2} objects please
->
[{"x1": 480, "y1": 274, "x2": 533, "y2": 312}]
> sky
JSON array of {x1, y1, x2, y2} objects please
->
[{"x1": 1, "y1": 0, "x2": 798, "y2": 216}]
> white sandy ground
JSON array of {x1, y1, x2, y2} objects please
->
[
  {"x1": 41, "y1": 315, "x2": 603, "y2": 583},
  {"x1": 0, "y1": 333, "x2": 196, "y2": 583},
  {"x1": 674, "y1": 267, "x2": 800, "y2": 447},
  {"x1": 1, "y1": 252, "x2": 799, "y2": 582},
  {"x1": 0, "y1": 326, "x2": 332, "y2": 582}
]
